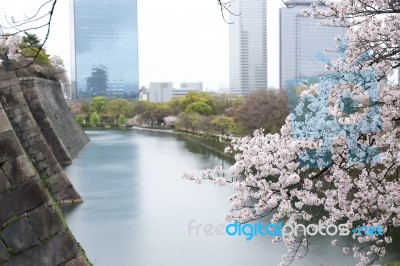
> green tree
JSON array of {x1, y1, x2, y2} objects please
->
[
  {"x1": 141, "y1": 102, "x2": 157, "y2": 127},
  {"x1": 176, "y1": 112, "x2": 202, "y2": 132},
  {"x1": 211, "y1": 115, "x2": 236, "y2": 136},
  {"x1": 80, "y1": 103, "x2": 91, "y2": 115},
  {"x1": 139, "y1": 102, "x2": 172, "y2": 127},
  {"x1": 179, "y1": 92, "x2": 214, "y2": 113},
  {"x1": 186, "y1": 101, "x2": 213, "y2": 116},
  {"x1": 167, "y1": 97, "x2": 182, "y2": 116},
  {"x1": 213, "y1": 94, "x2": 243, "y2": 115},
  {"x1": 176, "y1": 112, "x2": 192, "y2": 131},
  {"x1": 153, "y1": 103, "x2": 172, "y2": 125},
  {"x1": 89, "y1": 112, "x2": 100, "y2": 125},
  {"x1": 90, "y1": 96, "x2": 107, "y2": 114},
  {"x1": 118, "y1": 114, "x2": 126, "y2": 125},
  {"x1": 23, "y1": 32, "x2": 41, "y2": 48},
  {"x1": 20, "y1": 33, "x2": 50, "y2": 66},
  {"x1": 187, "y1": 112, "x2": 202, "y2": 133},
  {"x1": 105, "y1": 98, "x2": 134, "y2": 118},
  {"x1": 75, "y1": 114, "x2": 84, "y2": 124},
  {"x1": 134, "y1": 100, "x2": 150, "y2": 115},
  {"x1": 194, "y1": 115, "x2": 211, "y2": 133}
]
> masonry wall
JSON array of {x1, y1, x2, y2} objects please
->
[
  {"x1": 0, "y1": 100, "x2": 90, "y2": 266},
  {"x1": 0, "y1": 71, "x2": 82, "y2": 205},
  {"x1": 19, "y1": 78, "x2": 89, "y2": 165}
]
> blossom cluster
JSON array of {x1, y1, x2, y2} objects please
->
[
  {"x1": 0, "y1": 34, "x2": 22, "y2": 64},
  {"x1": 303, "y1": 0, "x2": 400, "y2": 80}
]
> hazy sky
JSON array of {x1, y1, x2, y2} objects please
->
[{"x1": 2, "y1": 0, "x2": 285, "y2": 90}]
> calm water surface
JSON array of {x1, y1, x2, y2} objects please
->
[{"x1": 62, "y1": 130, "x2": 400, "y2": 266}]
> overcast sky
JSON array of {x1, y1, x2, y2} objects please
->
[{"x1": 2, "y1": 0, "x2": 285, "y2": 90}]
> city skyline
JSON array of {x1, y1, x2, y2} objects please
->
[
  {"x1": 1, "y1": 0, "x2": 286, "y2": 90},
  {"x1": 9, "y1": 1, "x2": 395, "y2": 90}
]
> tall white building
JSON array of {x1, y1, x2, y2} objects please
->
[
  {"x1": 280, "y1": 0, "x2": 346, "y2": 88},
  {"x1": 149, "y1": 82, "x2": 173, "y2": 102},
  {"x1": 229, "y1": 0, "x2": 267, "y2": 95}
]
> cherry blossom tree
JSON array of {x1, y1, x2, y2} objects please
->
[
  {"x1": 0, "y1": 0, "x2": 58, "y2": 69},
  {"x1": 185, "y1": 1, "x2": 400, "y2": 265},
  {"x1": 184, "y1": 75, "x2": 400, "y2": 266},
  {"x1": 163, "y1": 116, "x2": 177, "y2": 128}
]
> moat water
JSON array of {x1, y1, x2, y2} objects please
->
[{"x1": 62, "y1": 130, "x2": 400, "y2": 266}]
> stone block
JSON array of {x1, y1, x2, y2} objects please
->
[
  {"x1": 0, "y1": 178, "x2": 47, "y2": 224},
  {"x1": 0, "y1": 131, "x2": 24, "y2": 164},
  {"x1": 21, "y1": 129, "x2": 38, "y2": 141},
  {"x1": 11, "y1": 113, "x2": 23, "y2": 123},
  {"x1": 9, "y1": 77, "x2": 18, "y2": 86},
  {"x1": 28, "y1": 203, "x2": 64, "y2": 241},
  {"x1": 28, "y1": 142, "x2": 48, "y2": 157},
  {"x1": 19, "y1": 120, "x2": 33, "y2": 131},
  {"x1": 13, "y1": 108, "x2": 21, "y2": 116},
  {"x1": 45, "y1": 167, "x2": 56, "y2": 177},
  {"x1": 0, "y1": 108, "x2": 12, "y2": 133},
  {"x1": 20, "y1": 106, "x2": 29, "y2": 114},
  {"x1": 32, "y1": 152, "x2": 45, "y2": 162},
  {"x1": 0, "y1": 240, "x2": 10, "y2": 263},
  {"x1": 2, "y1": 217, "x2": 40, "y2": 252},
  {"x1": 13, "y1": 92, "x2": 24, "y2": 101},
  {"x1": 3, "y1": 230, "x2": 83, "y2": 266},
  {"x1": 65, "y1": 255, "x2": 89, "y2": 266},
  {"x1": 48, "y1": 174, "x2": 69, "y2": 193},
  {"x1": 0, "y1": 71, "x2": 10, "y2": 81},
  {"x1": 1, "y1": 155, "x2": 36, "y2": 186},
  {"x1": 0, "y1": 169, "x2": 11, "y2": 194},
  {"x1": 0, "y1": 79, "x2": 11, "y2": 89},
  {"x1": 2, "y1": 93, "x2": 25, "y2": 111},
  {"x1": 27, "y1": 138, "x2": 36, "y2": 147},
  {"x1": 53, "y1": 186, "x2": 83, "y2": 204},
  {"x1": 35, "y1": 134, "x2": 45, "y2": 143},
  {"x1": 37, "y1": 159, "x2": 56, "y2": 172}
]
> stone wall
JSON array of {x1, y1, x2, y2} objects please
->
[
  {"x1": 0, "y1": 101, "x2": 90, "y2": 266},
  {"x1": 0, "y1": 71, "x2": 82, "y2": 205},
  {"x1": 19, "y1": 78, "x2": 89, "y2": 165}
]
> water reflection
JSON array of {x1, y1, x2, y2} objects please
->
[{"x1": 62, "y1": 130, "x2": 400, "y2": 266}]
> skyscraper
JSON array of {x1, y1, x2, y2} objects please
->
[
  {"x1": 71, "y1": 0, "x2": 139, "y2": 99},
  {"x1": 280, "y1": 0, "x2": 346, "y2": 88},
  {"x1": 229, "y1": 0, "x2": 267, "y2": 95}
]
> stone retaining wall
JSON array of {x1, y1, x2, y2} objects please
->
[
  {"x1": 0, "y1": 71, "x2": 82, "y2": 205},
  {"x1": 19, "y1": 78, "x2": 89, "y2": 165},
  {"x1": 0, "y1": 100, "x2": 90, "y2": 266}
]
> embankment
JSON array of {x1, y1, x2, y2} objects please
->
[{"x1": 0, "y1": 70, "x2": 90, "y2": 265}]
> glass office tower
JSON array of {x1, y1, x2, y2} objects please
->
[
  {"x1": 71, "y1": 0, "x2": 139, "y2": 99},
  {"x1": 280, "y1": 0, "x2": 346, "y2": 88},
  {"x1": 229, "y1": 0, "x2": 267, "y2": 95}
]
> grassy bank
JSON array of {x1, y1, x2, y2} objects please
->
[
  {"x1": 384, "y1": 261, "x2": 400, "y2": 266},
  {"x1": 177, "y1": 131, "x2": 235, "y2": 162}
]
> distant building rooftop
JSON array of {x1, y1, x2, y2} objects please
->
[{"x1": 284, "y1": 0, "x2": 316, "y2": 5}]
